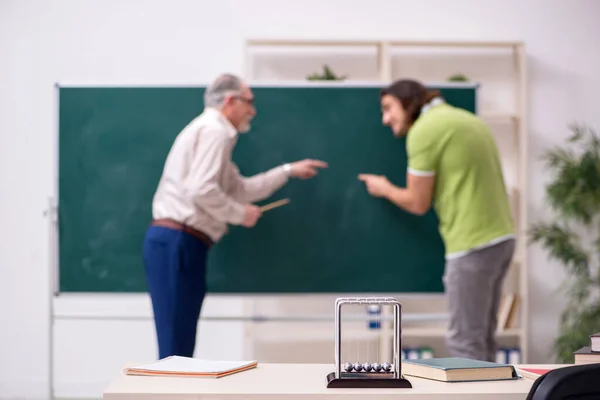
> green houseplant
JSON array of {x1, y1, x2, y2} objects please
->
[
  {"x1": 306, "y1": 64, "x2": 346, "y2": 81},
  {"x1": 529, "y1": 123, "x2": 600, "y2": 363},
  {"x1": 447, "y1": 73, "x2": 469, "y2": 82}
]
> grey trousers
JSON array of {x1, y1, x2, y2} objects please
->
[{"x1": 443, "y1": 238, "x2": 515, "y2": 362}]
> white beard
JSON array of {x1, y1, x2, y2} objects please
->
[{"x1": 238, "y1": 121, "x2": 251, "y2": 134}]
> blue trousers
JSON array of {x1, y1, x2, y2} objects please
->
[{"x1": 142, "y1": 226, "x2": 208, "y2": 359}]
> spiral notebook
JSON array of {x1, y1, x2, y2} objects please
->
[{"x1": 124, "y1": 356, "x2": 258, "y2": 378}]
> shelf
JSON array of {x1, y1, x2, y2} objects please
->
[
  {"x1": 401, "y1": 327, "x2": 521, "y2": 338},
  {"x1": 248, "y1": 326, "x2": 522, "y2": 343},
  {"x1": 246, "y1": 39, "x2": 524, "y2": 49},
  {"x1": 243, "y1": 38, "x2": 529, "y2": 363},
  {"x1": 390, "y1": 40, "x2": 523, "y2": 49},
  {"x1": 247, "y1": 39, "x2": 383, "y2": 47},
  {"x1": 249, "y1": 329, "x2": 381, "y2": 343}
]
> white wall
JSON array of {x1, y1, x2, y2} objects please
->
[{"x1": 1, "y1": 0, "x2": 600, "y2": 398}]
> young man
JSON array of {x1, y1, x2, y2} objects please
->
[
  {"x1": 359, "y1": 79, "x2": 515, "y2": 362},
  {"x1": 143, "y1": 73, "x2": 327, "y2": 359}
]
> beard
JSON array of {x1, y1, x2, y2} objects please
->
[
  {"x1": 237, "y1": 116, "x2": 252, "y2": 134},
  {"x1": 238, "y1": 121, "x2": 251, "y2": 134}
]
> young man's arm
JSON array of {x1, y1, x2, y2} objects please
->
[
  {"x1": 358, "y1": 173, "x2": 435, "y2": 215},
  {"x1": 359, "y1": 125, "x2": 441, "y2": 215}
]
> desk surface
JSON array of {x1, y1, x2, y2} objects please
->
[{"x1": 103, "y1": 363, "x2": 566, "y2": 400}]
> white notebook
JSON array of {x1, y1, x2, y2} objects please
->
[{"x1": 124, "y1": 356, "x2": 258, "y2": 378}]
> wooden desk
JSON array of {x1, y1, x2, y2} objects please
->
[{"x1": 103, "y1": 363, "x2": 566, "y2": 399}]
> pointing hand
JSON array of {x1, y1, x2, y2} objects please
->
[
  {"x1": 358, "y1": 174, "x2": 392, "y2": 198},
  {"x1": 289, "y1": 159, "x2": 328, "y2": 179}
]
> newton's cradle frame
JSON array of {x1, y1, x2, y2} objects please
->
[{"x1": 326, "y1": 296, "x2": 412, "y2": 388}]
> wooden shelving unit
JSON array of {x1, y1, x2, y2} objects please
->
[{"x1": 242, "y1": 39, "x2": 529, "y2": 363}]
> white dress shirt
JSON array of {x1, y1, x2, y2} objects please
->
[{"x1": 151, "y1": 107, "x2": 290, "y2": 242}]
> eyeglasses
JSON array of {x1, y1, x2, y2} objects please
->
[{"x1": 235, "y1": 95, "x2": 254, "y2": 106}]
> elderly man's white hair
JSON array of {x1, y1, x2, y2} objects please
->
[{"x1": 204, "y1": 73, "x2": 244, "y2": 108}]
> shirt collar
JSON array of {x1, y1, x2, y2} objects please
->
[
  {"x1": 421, "y1": 96, "x2": 445, "y2": 114},
  {"x1": 203, "y1": 107, "x2": 238, "y2": 138}
]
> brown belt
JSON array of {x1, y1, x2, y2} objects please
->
[{"x1": 151, "y1": 218, "x2": 214, "y2": 248}]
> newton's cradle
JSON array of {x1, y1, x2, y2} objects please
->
[{"x1": 326, "y1": 296, "x2": 412, "y2": 388}]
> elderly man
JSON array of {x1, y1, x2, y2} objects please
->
[{"x1": 143, "y1": 73, "x2": 327, "y2": 359}]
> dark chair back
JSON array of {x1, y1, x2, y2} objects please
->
[{"x1": 526, "y1": 363, "x2": 600, "y2": 400}]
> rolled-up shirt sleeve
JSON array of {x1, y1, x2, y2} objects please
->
[
  {"x1": 186, "y1": 129, "x2": 247, "y2": 225},
  {"x1": 227, "y1": 163, "x2": 289, "y2": 203},
  {"x1": 407, "y1": 128, "x2": 441, "y2": 177}
]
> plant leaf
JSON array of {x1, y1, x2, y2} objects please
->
[
  {"x1": 532, "y1": 123, "x2": 600, "y2": 363},
  {"x1": 529, "y1": 222, "x2": 589, "y2": 277}
]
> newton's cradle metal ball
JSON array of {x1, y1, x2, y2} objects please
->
[{"x1": 343, "y1": 361, "x2": 391, "y2": 373}]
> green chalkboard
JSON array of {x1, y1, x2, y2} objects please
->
[{"x1": 57, "y1": 82, "x2": 478, "y2": 293}]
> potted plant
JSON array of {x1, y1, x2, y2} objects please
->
[
  {"x1": 307, "y1": 64, "x2": 347, "y2": 81},
  {"x1": 530, "y1": 123, "x2": 600, "y2": 363},
  {"x1": 447, "y1": 73, "x2": 469, "y2": 82}
]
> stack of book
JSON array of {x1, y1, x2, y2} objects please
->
[{"x1": 574, "y1": 332, "x2": 600, "y2": 365}]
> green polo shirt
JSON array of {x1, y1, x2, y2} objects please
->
[{"x1": 406, "y1": 101, "x2": 514, "y2": 257}]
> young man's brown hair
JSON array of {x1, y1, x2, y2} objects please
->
[{"x1": 380, "y1": 79, "x2": 442, "y2": 128}]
